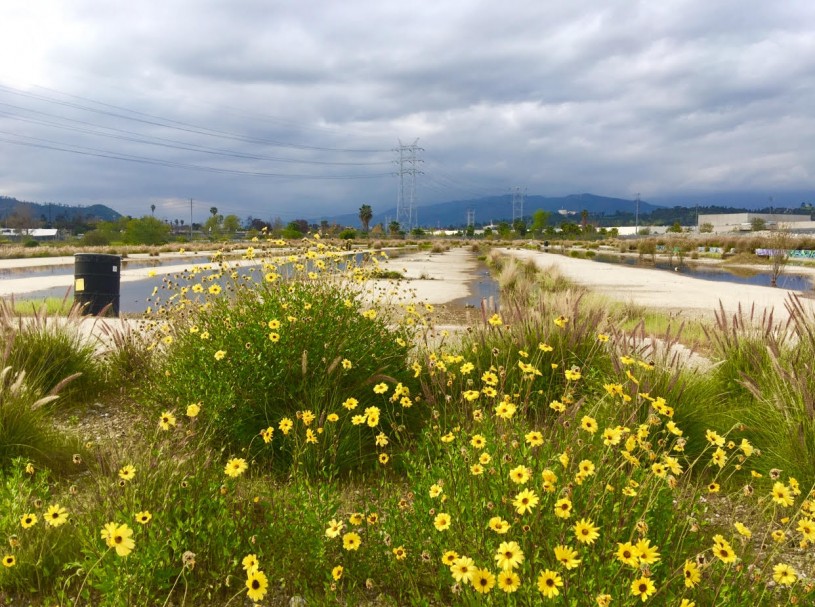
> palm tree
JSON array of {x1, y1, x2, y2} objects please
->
[
  {"x1": 358, "y1": 204, "x2": 373, "y2": 233},
  {"x1": 150, "y1": 204, "x2": 156, "y2": 217},
  {"x1": 209, "y1": 206, "x2": 218, "y2": 217}
]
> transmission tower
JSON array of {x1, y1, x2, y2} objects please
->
[
  {"x1": 511, "y1": 186, "x2": 526, "y2": 223},
  {"x1": 395, "y1": 139, "x2": 423, "y2": 232},
  {"x1": 466, "y1": 208, "x2": 475, "y2": 228}
]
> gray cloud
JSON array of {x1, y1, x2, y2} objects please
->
[{"x1": 0, "y1": 0, "x2": 813, "y2": 222}]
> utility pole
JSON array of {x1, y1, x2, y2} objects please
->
[
  {"x1": 511, "y1": 187, "x2": 526, "y2": 224},
  {"x1": 394, "y1": 139, "x2": 423, "y2": 233},
  {"x1": 635, "y1": 193, "x2": 640, "y2": 236},
  {"x1": 190, "y1": 198, "x2": 193, "y2": 240}
]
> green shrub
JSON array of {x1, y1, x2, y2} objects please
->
[{"x1": 147, "y1": 253, "x2": 423, "y2": 477}]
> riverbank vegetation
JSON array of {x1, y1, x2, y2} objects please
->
[{"x1": 1, "y1": 239, "x2": 814, "y2": 606}]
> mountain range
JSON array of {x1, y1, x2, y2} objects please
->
[
  {"x1": 0, "y1": 196, "x2": 121, "y2": 224},
  {"x1": 320, "y1": 193, "x2": 660, "y2": 228}
]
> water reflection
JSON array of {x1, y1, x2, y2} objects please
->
[{"x1": 590, "y1": 253, "x2": 812, "y2": 291}]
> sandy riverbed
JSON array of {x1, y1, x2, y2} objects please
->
[{"x1": 500, "y1": 247, "x2": 815, "y2": 323}]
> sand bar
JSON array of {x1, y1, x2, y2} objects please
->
[{"x1": 501, "y1": 247, "x2": 815, "y2": 323}]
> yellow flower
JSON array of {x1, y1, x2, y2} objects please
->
[
  {"x1": 683, "y1": 560, "x2": 700, "y2": 588},
  {"x1": 472, "y1": 568, "x2": 495, "y2": 594},
  {"x1": 441, "y1": 550, "x2": 459, "y2": 566},
  {"x1": 373, "y1": 382, "x2": 389, "y2": 394},
  {"x1": 554, "y1": 497, "x2": 573, "y2": 519},
  {"x1": 470, "y1": 434, "x2": 486, "y2": 448},
  {"x1": 580, "y1": 416, "x2": 598, "y2": 434},
  {"x1": 378, "y1": 453, "x2": 389, "y2": 464},
  {"x1": 332, "y1": 565, "x2": 343, "y2": 580},
  {"x1": 348, "y1": 512, "x2": 363, "y2": 525},
  {"x1": 772, "y1": 482, "x2": 794, "y2": 507},
  {"x1": 596, "y1": 594, "x2": 612, "y2": 606},
  {"x1": 773, "y1": 563, "x2": 797, "y2": 586},
  {"x1": 537, "y1": 569, "x2": 563, "y2": 598},
  {"x1": 712, "y1": 535, "x2": 737, "y2": 563},
  {"x1": 118, "y1": 464, "x2": 136, "y2": 482},
  {"x1": 489, "y1": 516, "x2": 511, "y2": 534},
  {"x1": 509, "y1": 465, "x2": 531, "y2": 485},
  {"x1": 214, "y1": 350, "x2": 226, "y2": 361},
  {"x1": 797, "y1": 518, "x2": 815, "y2": 542},
  {"x1": 553, "y1": 544, "x2": 581, "y2": 570},
  {"x1": 553, "y1": 315, "x2": 569, "y2": 328},
  {"x1": 734, "y1": 522, "x2": 752, "y2": 538},
  {"x1": 134, "y1": 511, "x2": 152, "y2": 525},
  {"x1": 525, "y1": 430, "x2": 544, "y2": 446},
  {"x1": 45, "y1": 504, "x2": 69, "y2": 527},
  {"x1": 630, "y1": 575, "x2": 656, "y2": 602},
  {"x1": 392, "y1": 545, "x2": 407, "y2": 560},
  {"x1": 102, "y1": 522, "x2": 135, "y2": 557},
  {"x1": 20, "y1": 513, "x2": 37, "y2": 529},
  {"x1": 342, "y1": 397, "x2": 359, "y2": 410},
  {"x1": 279, "y1": 417, "x2": 293, "y2": 434},
  {"x1": 497, "y1": 570, "x2": 521, "y2": 593},
  {"x1": 434, "y1": 513, "x2": 451, "y2": 531},
  {"x1": 616, "y1": 542, "x2": 640, "y2": 567},
  {"x1": 513, "y1": 489, "x2": 539, "y2": 514},
  {"x1": 342, "y1": 532, "x2": 361, "y2": 551},
  {"x1": 186, "y1": 403, "x2": 201, "y2": 417},
  {"x1": 224, "y1": 458, "x2": 248, "y2": 478},
  {"x1": 711, "y1": 447, "x2": 727, "y2": 468},
  {"x1": 450, "y1": 556, "x2": 475, "y2": 583},
  {"x1": 573, "y1": 518, "x2": 600, "y2": 545},
  {"x1": 564, "y1": 368, "x2": 582, "y2": 381},
  {"x1": 488, "y1": 314, "x2": 503, "y2": 326},
  {"x1": 429, "y1": 484, "x2": 443, "y2": 498},
  {"x1": 2, "y1": 555, "x2": 15, "y2": 567},
  {"x1": 245, "y1": 569, "x2": 268, "y2": 601},
  {"x1": 494, "y1": 541, "x2": 524, "y2": 570},
  {"x1": 159, "y1": 411, "x2": 177, "y2": 430},
  {"x1": 635, "y1": 538, "x2": 660, "y2": 565},
  {"x1": 325, "y1": 519, "x2": 344, "y2": 538},
  {"x1": 268, "y1": 332, "x2": 280, "y2": 342}
]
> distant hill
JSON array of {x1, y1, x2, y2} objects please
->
[
  {"x1": 0, "y1": 196, "x2": 121, "y2": 225},
  {"x1": 320, "y1": 193, "x2": 659, "y2": 229}
]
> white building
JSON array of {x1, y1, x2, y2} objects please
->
[{"x1": 697, "y1": 213, "x2": 814, "y2": 233}]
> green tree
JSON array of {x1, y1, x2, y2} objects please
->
[
  {"x1": 359, "y1": 204, "x2": 373, "y2": 233},
  {"x1": 497, "y1": 222, "x2": 512, "y2": 239},
  {"x1": 222, "y1": 214, "x2": 241, "y2": 233},
  {"x1": 531, "y1": 209, "x2": 551, "y2": 237},
  {"x1": 667, "y1": 221, "x2": 683, "y2": 233},
  {"x1": 388, "y1": 221, "x2": 401, "y2": 236},
  {"x1": 124, "y1": 216, "x2": 171, "y2": 245},
  {"x1": 513, "y1": 218, "x2": 528, "y2": 237}
]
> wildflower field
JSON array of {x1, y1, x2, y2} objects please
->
[{"x1": 1, "y1": 237, "x2": 815, "y2": 606}]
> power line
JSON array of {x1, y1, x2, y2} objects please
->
[
  {"x1": 0, "y1": 82, "x2": 392, "y2": 153},
  {"x1": 0, "y1": 131, "x2": 392, "y2": 180},
  {"x1": 0, "y1": 104, "x2": 391, "y2": 166}
]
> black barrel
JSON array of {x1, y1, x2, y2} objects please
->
[{"x1": 74, "y1": 254, "x2": 121, "y2": 316}]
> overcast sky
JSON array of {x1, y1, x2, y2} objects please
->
[{"x1": 0, "y1": 0, "x2": 814, "y2": 223}]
